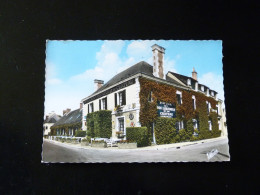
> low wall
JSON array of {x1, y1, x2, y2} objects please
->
[
  {"x1": 81, "y1": 141, "x2": 90, "y2": 146},
  {"x1": 91, "y1": 142, "x2": 107, "y2": 148},
  {"x1": 118, "y1": 143, "x2": 137, "y2": 149}
]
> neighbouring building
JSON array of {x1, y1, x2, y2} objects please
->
[
  {"x1": 43, "y1": 111, "x2": 61, "y2": 136},
  {"x1": 81, "y1": 44, "x2": 227, "y2": 141},
  {"x1": 50, "y1": 105, "x2": 82, "y2": 136}
]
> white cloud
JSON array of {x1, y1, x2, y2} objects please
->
[
  {"x1": 198, "y1": 72, "x2": 225, "y2": 105},
  {"x1": 44, "y1": 41, "x2": 182, "y2": 117}
]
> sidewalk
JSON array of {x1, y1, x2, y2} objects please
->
[{"x1": 43, "y1": 136, "x2": 228, "y2": 151}]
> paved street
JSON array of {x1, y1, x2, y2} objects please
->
[{"x1": 42, "y1": 137, "x2": 230, "y2": 163}]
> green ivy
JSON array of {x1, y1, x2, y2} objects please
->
[
  {"x1": 86, "y1": 110, "x2": 112, "y2": 138},
  {"x1": 126, "y1": 127, "x2": 151, "y2": 147},
  {"x1": 155, "y1": 117, "x2": 177, "y2": 144}
]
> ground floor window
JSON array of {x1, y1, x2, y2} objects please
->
[
  {"x1": 118, "y1": 118, "x2": 124, "y2": 133},
  {"x1": 192, "y1": 119, "x2": 198, "y2": 129},
  {"x1": 208, "y1": 121, "x2": 212, "y2": 131},
  {"x1": 176, "y1": 121, "x2": 184, "y2": 131}
]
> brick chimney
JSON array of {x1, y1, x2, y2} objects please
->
[
  {"x1": 152, "y1": 44, "x2": 165, "y2": 79},
  {"x1": 63, "y1": 108, "x2": 71, "y2": 116},
  {"x1": 94, "y1": 79, "x2": 104, "y2": 91},
  {"x1": 192, "y1": 67, "x2": 197, "y2": 81},
  {"x1": 80, "y1": 102, "x2": 83, "y2": 109}
]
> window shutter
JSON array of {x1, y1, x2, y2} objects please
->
[
  {"x1": 105, "y1": 97, "x2": 107, "y2": 110},
  {"x1": 99, "y1": 100, "x2": 101, "y2": 110},
  {"x1": 92, "y1": 103, "x2": 94, "y2": 112},
  {"x1": 115, "y1": 93, "x2": 117, "y2": 107},
  {"x1": 122, "y1": 90, "x2": 126, "y2": 105},
  {"x1": 88, "y1": 104, "x2": 89, "y2": 113}
]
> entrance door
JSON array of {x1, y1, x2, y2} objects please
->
[{"x1": 118, "y1": 118, "x2": 124, "y2": 133}]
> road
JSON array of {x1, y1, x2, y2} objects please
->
[{"x1": 42, "y1": 138, "x2": 230, "y2": 163}]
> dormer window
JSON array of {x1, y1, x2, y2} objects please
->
[{"x1": 187, "y1": 79, "x2": 191, "y2": 86}]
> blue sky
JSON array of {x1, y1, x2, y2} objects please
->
[{"x1": 45, "y1": 40, "x2": 224, "y2": 117}]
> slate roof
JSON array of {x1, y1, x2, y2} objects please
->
[
  {"x1": 168, "y1": 71, "x2": 196, "y2": 85},
  {"x1": 44, "y1": 113, "x2": 61, "y2": 124},
  {"x1": 84, "y1": 61, "x2": 186, "y2": 100},
  {"x1": 83, "y1": 61, "x2": 218, "y2": 102},
  {"x1": 52, "y1": 109, "x2": 82, "y2": 127}
]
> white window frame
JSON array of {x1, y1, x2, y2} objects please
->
[
  {"x1": 192, "y1": 119, "x2": 198, "y2": 129},
  {"x1": 187, "y1": 79, "x2": 191, "y2": 86},
  {"x1": 101, "y1": 98, "x2": 106, "y2": 110},
  {"x1": 208, "y1": 121, "x2": 212, "y2": 131},
  {"x1": 116, "y1": 116, "x2": 126, "y2": 135},
  {"x1": 192, "y1": 95, "x2": 196, "y2": 110},
  {"x1": 176, "y1": 90, "x2": 182, "y2": 105}
]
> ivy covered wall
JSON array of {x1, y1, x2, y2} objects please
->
[
  {"x1": 50, "y1": 122, "x2": 81, "y2": 136},
  {"x1": 139, "y1": 77, "x2": 221, "y2": 143}
]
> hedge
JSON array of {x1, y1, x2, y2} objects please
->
[
  {"x1": 86, "y1": 110, "x2": 112, "y2": 138},
  {"x1": 75, "y1": 130, "x2": 86, "y2": 137},
  {"x1": 154, "y1": 117, "x2": 178, "y2": 144},
  {"x1": 126, "y1": 127, "x2": 151, "y2": 147}
]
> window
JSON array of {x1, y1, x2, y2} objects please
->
[
  {"x1": 99, "y1": 97, "x2": 107, "y2": 110},
  {"x1": 201, "y1": 85, "x2": 204, "y2": 91},
  {"x1": 208, "y1": 121, "x2": 212, "y2": 131},
  {"x1": 176, "y1": 121, "x2": 184, "y2": 132},
  {"x1": 118, "y1": 118, "x2": 124, "y2": 132},
  {"x1": 192, "y1": 95, "x2": 196, "y2": 110},
  {"x1": 119, "y1": 92, "x2": 123, "y2": 106},
  {"x1": 46, "y1": 126, "x2": 48, "y2": 129},
  {"x1": 192, "y1": 119, "x2": 198, "y2": 129},
  {"x1": 88, "y1": 102, "x2": 94, "y2": 113},
  {"x1": 148, "y1": 91, "x2": 153, "y2": 102},
  {"x1": 206, "y1": 101, "x2": 209, "y2": 115},
  {"x1": 216, "y1": 105, "x2": 219, "y2": 115},
  {"x1": 187, "y1": 79, "x2": 191, "y2": 86},
  {"x1": 115, "y1": 90, "x2": 126, "y2": 106},
  {"x1": 211, "y1": 91, "x2": 214, "y2": 96},
  {"x1": 176, "y1": 91, "x2": 182, "y2": 105}
]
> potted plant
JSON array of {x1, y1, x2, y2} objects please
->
[
  {"x1": 114, "y1": 105, "x2": 122, "y2": 112},
  {"x1": 116, "y1": 131, "x2": 125, "y2": 138}
]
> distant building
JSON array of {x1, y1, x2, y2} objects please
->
[
  {"x1": 81, "y1": 44, "x2": 227, "y2": 141},
  {"x1": 43, "y1": 112, "x2": 61, "y2": 136},
  {"x1": 51, "y1": 106, "x2": 82, "y2": 136}
]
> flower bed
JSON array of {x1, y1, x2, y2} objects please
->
[{"x1": 91, "y1": 140, "x2": 107, "y2": 148}]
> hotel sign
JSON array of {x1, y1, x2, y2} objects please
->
[{"x1": 157, "y1": 101, "x2": 176, "y2": 118}]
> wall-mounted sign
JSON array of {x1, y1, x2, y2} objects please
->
[
  {"x1": 157, "y1": 101, "x2": 176, "y2": 118},
  {"x1": 129, "y1": 113, "x2": 134, "y2": 120}
]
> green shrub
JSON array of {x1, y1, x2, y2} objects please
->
[
  {"x1": 178, "y1": 129, "x2": 190, "y2": 142},
  {"x1": 87, "y1": 110, "x2": 112, "y2": 138},
  {"x1": 190, "y1": 135, "x2": 199, "y2": 141},
  {"x1": 126, "y1": 127, "x2": 151, "y2": 147},
  {"x1": 75, "y1": 130, "x2": 86, "y2": 137},
  {"x1": 186, "y1": 119, "x2": 194, "y2": 138},
  {"x1": 154, "y1": 117, "x2": 177, "y2": 145}
]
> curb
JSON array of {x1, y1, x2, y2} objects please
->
[{"x1": 43, "y1": 136, "x2": 228, "y2": 151}]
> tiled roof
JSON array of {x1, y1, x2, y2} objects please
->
[{"x1": 52, "y1": 109, "x2": 82, "y2": 127}]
